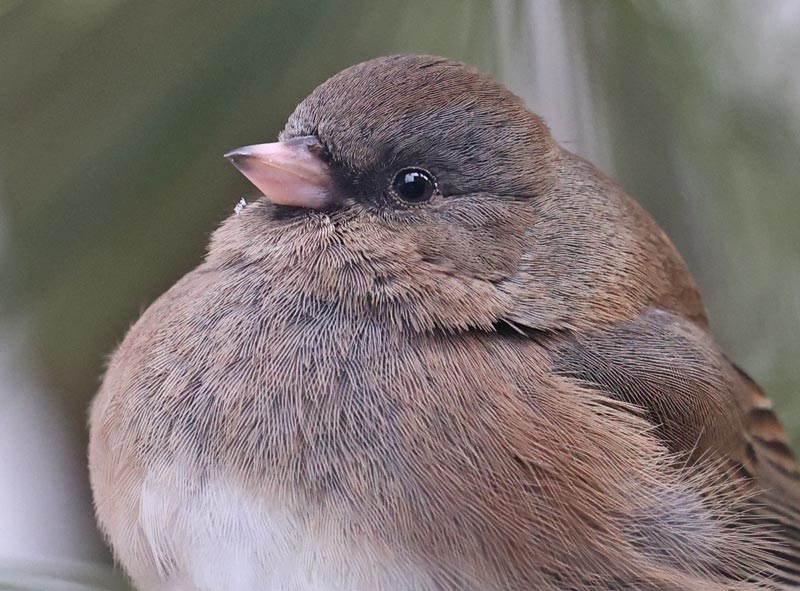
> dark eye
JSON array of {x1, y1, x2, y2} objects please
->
[{"x1": 391, "y1": 168, "x2": 437, "y2": 203}]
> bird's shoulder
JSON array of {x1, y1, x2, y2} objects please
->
[{"x1": 537, "y1": 307, "x2": 800, "y2": 587}]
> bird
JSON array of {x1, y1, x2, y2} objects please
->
[{"x1": 88, "y1": 54, "x2": 800, "y2": 591}]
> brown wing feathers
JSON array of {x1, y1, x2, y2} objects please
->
[{"x1": 544, "y1": 310, "x2": 800, "y2": 588}]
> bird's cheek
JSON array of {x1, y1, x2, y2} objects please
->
[{"x1": 412, "y1": 198, "x2": 531, "y2": 281}]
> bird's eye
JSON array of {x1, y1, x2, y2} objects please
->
[{"x1": 391, "y1": 168, "x2": 437, "y2": 203}]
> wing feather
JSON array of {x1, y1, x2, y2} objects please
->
[{"x1": 539, "y1": 308, "x2": 800, "y2": 588}]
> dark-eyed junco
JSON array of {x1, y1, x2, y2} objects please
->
[{"x1": 89, "y1": 55, "x2": 799, "y2": 591}]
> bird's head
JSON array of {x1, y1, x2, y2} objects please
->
[{"x1": 216, "y1": 54, "x2": 704, "y2": 334}]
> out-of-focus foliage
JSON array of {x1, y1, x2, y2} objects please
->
[{"x1": 0, "y1": 557, "x2": 126, "y2": 590}]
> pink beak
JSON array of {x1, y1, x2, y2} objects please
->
[{"x1": 224, "y1": 136, "x2": 333, "y2": 210}]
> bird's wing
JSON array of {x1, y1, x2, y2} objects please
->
[
  {"x1": 731, "y1": 363, "x2": 800, "y2": 587},
  {"x1": 539, "y1": 307, "x2": 800, "y2": 588}
]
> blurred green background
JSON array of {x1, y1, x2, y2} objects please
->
[{"x1": 1, "y1": 0, "x2": 798, "y2": 588}]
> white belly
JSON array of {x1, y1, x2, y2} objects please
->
[{"x1": 118, "y1": 470, "x2": 432, "y2": 591}]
